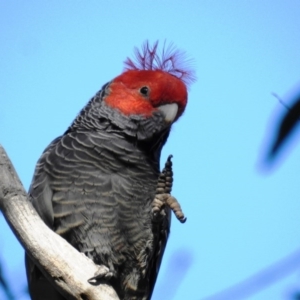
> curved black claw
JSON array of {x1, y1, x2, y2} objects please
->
[{"x1": 88, "y1": 265, "x2": 114, "y2": 284}]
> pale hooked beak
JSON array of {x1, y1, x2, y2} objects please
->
[{"x1": 157, "y1": 103, "x2": 178, "y2": 123}]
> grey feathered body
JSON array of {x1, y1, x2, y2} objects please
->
[{"x1": 26, "y1": 85, "x2": 171, "y2": 300}]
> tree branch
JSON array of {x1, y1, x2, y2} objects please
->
[{"x1": 0, "y1": 144, "x2": 120, "y2": 300}]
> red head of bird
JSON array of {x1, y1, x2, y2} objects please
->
[{"x1": 70, "y1": 41, "x2": 195, "y2": 145}]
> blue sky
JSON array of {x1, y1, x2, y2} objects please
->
[{"x1": 1, "y1": 1, "x2": 300, "y2": 299}]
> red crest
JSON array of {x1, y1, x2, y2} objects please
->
[{"x1": 124, "y1": 41, "x2": 196, "y2": 87}]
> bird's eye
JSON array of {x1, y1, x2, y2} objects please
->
[{"x1": 140, "y1": 86, "x2": 150, "y2": 97}]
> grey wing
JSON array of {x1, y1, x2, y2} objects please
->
[
  {"x1": 28, "y1": 137, "x2": 63, "y2": 226},
  {"x1": 25, "y1": 133, "x2": 115, "y2": 299},
  {"x1": 26, "y1": 136, "x2": 66, "y2": 300},
  {"x1": 26, "y1": 131, "x2": 126, "y2": 299}
]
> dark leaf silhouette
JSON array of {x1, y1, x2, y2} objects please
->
[
  {"x1": 292, "y1": 292, "x2": 300, "y2": 299},
  {"x1": 267, "y1": 93, "x2": 300, "y2": 161}
]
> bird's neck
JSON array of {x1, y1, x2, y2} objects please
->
[{"x1": 67, "y1": 87, "x2": 171, "y2": 163}]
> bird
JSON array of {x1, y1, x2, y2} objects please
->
[{"x1": 25, "y1": 41, "x2": 195, "y2": 300}]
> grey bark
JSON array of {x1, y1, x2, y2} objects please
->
[{"x1": 0, "y1": 144, "x2": 119, "y2": 300}]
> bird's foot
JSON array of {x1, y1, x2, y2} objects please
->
[
  {"x1": 152, "y1": 155, "x2": 186, "y2": 223},
  {"x1": 88, "y1": 265, "x2": 114, "y2": 283},
  {"x1": 152, "y1": 193, "x2": 186, "y2": 223}
]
